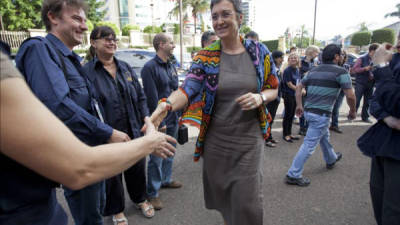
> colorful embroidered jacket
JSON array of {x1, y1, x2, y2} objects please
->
[{"x1": 180, "y1": 38, "x2": 279, "y2": 162}]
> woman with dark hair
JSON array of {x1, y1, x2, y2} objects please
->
[
  {"x1": 282, "y1": 53, "x2": 302, "y2": 142},
  {"x1": 83, "y1": 26, "x2": 154, "y2": 224},
  {"x1": 148, "y1": 0, "x2": 279, "y2": 224}
]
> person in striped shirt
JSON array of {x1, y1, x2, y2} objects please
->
[{"x1": 285, "y1": 44, "x2": 356, "y2": 186}]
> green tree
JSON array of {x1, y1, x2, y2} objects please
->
[
  {"x1": 143, "y1": 25, "x2": 162, "y2": 34},
  {"x1": 240, "y1": 25, "x2": 251, "y2": 35},
  {"x1": 122, "y1": 24, "x2": 140, "y2": 36},
  {"x1": 170, "y1": 0, "x2": 209, "y2": 34},
  {"x1": 351, "y1": 31, "x2": 372, "y2": 47},
  {"x1": 95, "y1": 21, "x2": 120, "y2": 35},
  {"x1": 86, "y1": 19, "x2": 94, "y2": 32},
  {"x1": 87, "y1": 0, "x2": 106, "y2": 24},
  {"x1": 358, "y1": 22, "x2": 369, "y2": 32},
  {"x1": 385, "y1": 3, "x2": 400, "y2": 19},
  {"x1": 0, "y1": 0, "x2": 42, "y2": 31},
  {"x1": 371, "y1": 28, "x2": 395, "y2": 44}
]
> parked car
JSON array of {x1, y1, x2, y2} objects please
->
[{"x1": 114, "y1": 49, "x2": 187, "y2": 86}]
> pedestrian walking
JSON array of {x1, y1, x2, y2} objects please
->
[
  {"x1": 285, "y1": 44, "x2": 356, "y2": 186},
  {"x1": 148, "y1": 0, "x2": 279, "y2": 224}
]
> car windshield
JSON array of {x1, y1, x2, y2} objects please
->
[{"x1": 114, "y1": 50, "x2": 155, "y2": 75}]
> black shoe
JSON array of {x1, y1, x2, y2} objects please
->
[
  {"x1": 285, "y1": 175, "x2": 310, "y2": 187},
  {"x1": 329, "y1": 126, "x2": 343, "y2": 134},
  {"x1": 326, "y1": 152, "x2": 342, "y2": 169},
  {"x1": 298, "y1": 130, "x2": 307, "y2": 136},
  {"x1": 362, "y1": 119, "x2": 373, "y2": 123}
]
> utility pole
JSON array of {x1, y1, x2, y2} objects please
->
[
  {"x1": 179, "y1": 0, "x2": 183, "y2": 69},
  {"x1": 312, "y1": 0, "x2": 317, "y2": 44}
]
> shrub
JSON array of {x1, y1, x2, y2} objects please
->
[
  {"x1": 262, "y1": 40, "x2": 279, "y2": 51},
  {"x1": 122, "y1": 24, "x2": 140, "y2": 36},
  {"x1": 187, "y1": 46, "x2": 202, "y2": 52},
  {"x1": 143, "y1": 25, "x2": 162, "y2": 34},
  {"x1": 351, "y1": 31, "x2": 372, "y2": 47},
  {"x1": 371, "y1": 28, "x2": 395, "y2": 44},
  {"x1": 95, "y1": 21, "x2": 120, "y2": 35}
]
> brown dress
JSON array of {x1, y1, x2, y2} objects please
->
[{"x1": 203, "y1": 51, "x2": 264, "y2": 225}]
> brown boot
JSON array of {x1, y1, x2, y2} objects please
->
[
  {"x1": 161, "y1": 180, "x2": 182, "y2": 189},
  {"x1": 148, "y1": 197, "x2": 163, "y2": 210}
]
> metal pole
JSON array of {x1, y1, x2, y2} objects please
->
[
  {"x1": 179, "y1": 0, "x2": 184, "y2": 69},
  {"x1": 312, "y1": 0, "x2": 317, "y2": 44}
]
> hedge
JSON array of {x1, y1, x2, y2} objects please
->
[
  {"x1": 95, "y1": 21, "x2": 120, "y2": 35},
  {"x1": 122, "y1": 24, "x2": 140, "y2": 36},
  {"x1": 371, "y1": 28, "x2": 395, "y2": 44},
  {"x1": 351, "y1": 31, "x2": 372, "y2": 47},
  {"x1": 262, "y1": 40, "x2": 279, "y2": 51}
]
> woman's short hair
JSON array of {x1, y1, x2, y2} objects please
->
[
  {"x1": 210, "y1": 0, "x2": 242, "y2": 14},
  {"x1": 305, "y1": 45, "x2": 319, "y2": 57},
  {"x1": 88, "y1": 26, "x2": 116, "y2": 59}
]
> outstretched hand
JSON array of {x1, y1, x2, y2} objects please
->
[
  {"x1": 141, "y1": 102, "x2": 170, "y2": 133},
  {"x1": 143, "y1": 117, "x2": 176, "y2": 159}
]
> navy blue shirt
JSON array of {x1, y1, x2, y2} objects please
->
[
  {"x1": 282, "y1": 66, "x2": 300, "y2": 96},
  {"x1": 15, "y1": 34, "x2": 113, "y2": 145},
  {"x1": 84, "y1": 57, "x2": 149, "y2": 138},
  {"x1": 141, "y1": 55, "x2": 179, "y2": 128}
]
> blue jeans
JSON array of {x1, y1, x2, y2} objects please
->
[
  {"x1": 147, "y1": 124, "x2": 178, "y2": 198},
  {"x1": 64, "y1": 181, "x2": 105, "y2": 225},
  {"x1": 331, "y1": 90, "x2": 345, "y2": 128},
  {"x1": 287, "y1": 112, "x2": 338, "y2": 178}
]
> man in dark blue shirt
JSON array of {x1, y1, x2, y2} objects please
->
[
  {"x1": 141, "y1": 33, "x2": 182, "y2": 210},
  {"x1": 14, "y1": 0, "x2": 129, "y2": 224}
]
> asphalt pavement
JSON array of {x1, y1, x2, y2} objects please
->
[{"x1": 58, "y1": 102, "x2": 377, "y2": 225}]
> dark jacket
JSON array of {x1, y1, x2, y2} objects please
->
[
  {"x1": 355, "y1": 54, "x2": 374, "y2": 85},
  {"x1": 83, "y1": 57, "x2": 149, "y2": 139},
  {"x1": 358, "y1": 67, "x2": 400, "y2": 160},
  {"x1": 141, "y1": 55, "x2": 179, "y2": 128}
]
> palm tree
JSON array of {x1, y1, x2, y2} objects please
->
[
  {"x1": 170, "y1": 0, "x2": 209, "y2": 33},
  {"x1": 385, "y1": 3, "x2": 400, "y2": 19}
]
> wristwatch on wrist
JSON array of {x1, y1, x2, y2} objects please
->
[{"x1": 260, "y1": 93, "x2": 267, "y2": 103}]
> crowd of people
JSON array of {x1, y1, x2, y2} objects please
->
[{"x1": 1, "y1": 0, "x2": 399, "y2": 225}]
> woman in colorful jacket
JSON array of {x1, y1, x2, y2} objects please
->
[{"x1": 149, "y1": 0, "x2": 278, "y2": 224}]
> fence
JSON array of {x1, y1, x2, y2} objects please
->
[{"x1": 0, "y1": 31, "x2": 30, "y2": 49}]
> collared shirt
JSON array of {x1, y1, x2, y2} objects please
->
[
  {"x1": 15, "y1": 33, "x2": 112, "y2": 146},
  {"x1": 84, "y1": 57, "x2": 149, "y2": 139},
  {"x1": 302, "y1": 63, "x2": 352, "y2": 116},
  {"x1": 141, "y1": 55, "x2": 179, "y2": 128}
]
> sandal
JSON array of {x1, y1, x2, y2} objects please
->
[
  {"x1": 112, "y1": 215, "x2": 128, "y2": 225},
  {"x1": 135, "y1": 200, "x2": 155, "y2": 218}
]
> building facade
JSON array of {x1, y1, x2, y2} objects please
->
[{"x1": 242, "y1": 0, "x2": 255, "y2": 29}]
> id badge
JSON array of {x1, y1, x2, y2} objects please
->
[{"x1": 92, "y1": 99, "x2": 104, "y2": 123}]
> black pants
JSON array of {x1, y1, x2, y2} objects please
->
[
  {"x1": 282, "y1": 94, "x2": 296, "y2": 137},
  {"x1": 370, "y1": 156, "x2": 400, "y2": 225},
  {"x1": 355, "y1": 81, "x2": 374, "y2": 121},
  {"x1": 102, "y1": 157, "x2": 147, "y2": 216},
  {"x1": 266, "y1": 99, "x2": 280, "y2": 140}
]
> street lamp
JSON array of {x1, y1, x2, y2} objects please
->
[
  {"x1": 179, "y1": 0, "x2": 183, "y2": 69},
  {"x1": 312, "y1": 0, "x2": 317, "y2": 44}
]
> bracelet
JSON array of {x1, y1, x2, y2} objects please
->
[{"x1": 158, "y1": 98, "x2": 172, "y2": 111}]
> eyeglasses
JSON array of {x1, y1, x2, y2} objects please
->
[
  {"x1": 96, "y1": 37, "x2": 119, "y2": 43},
  {"x1": 211, "y1": 10, "x2": 234, "y2": 22}
]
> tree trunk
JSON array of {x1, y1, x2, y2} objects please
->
[{"x1": 193, "y1": 14, "x2": 197, "y2": 34}]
